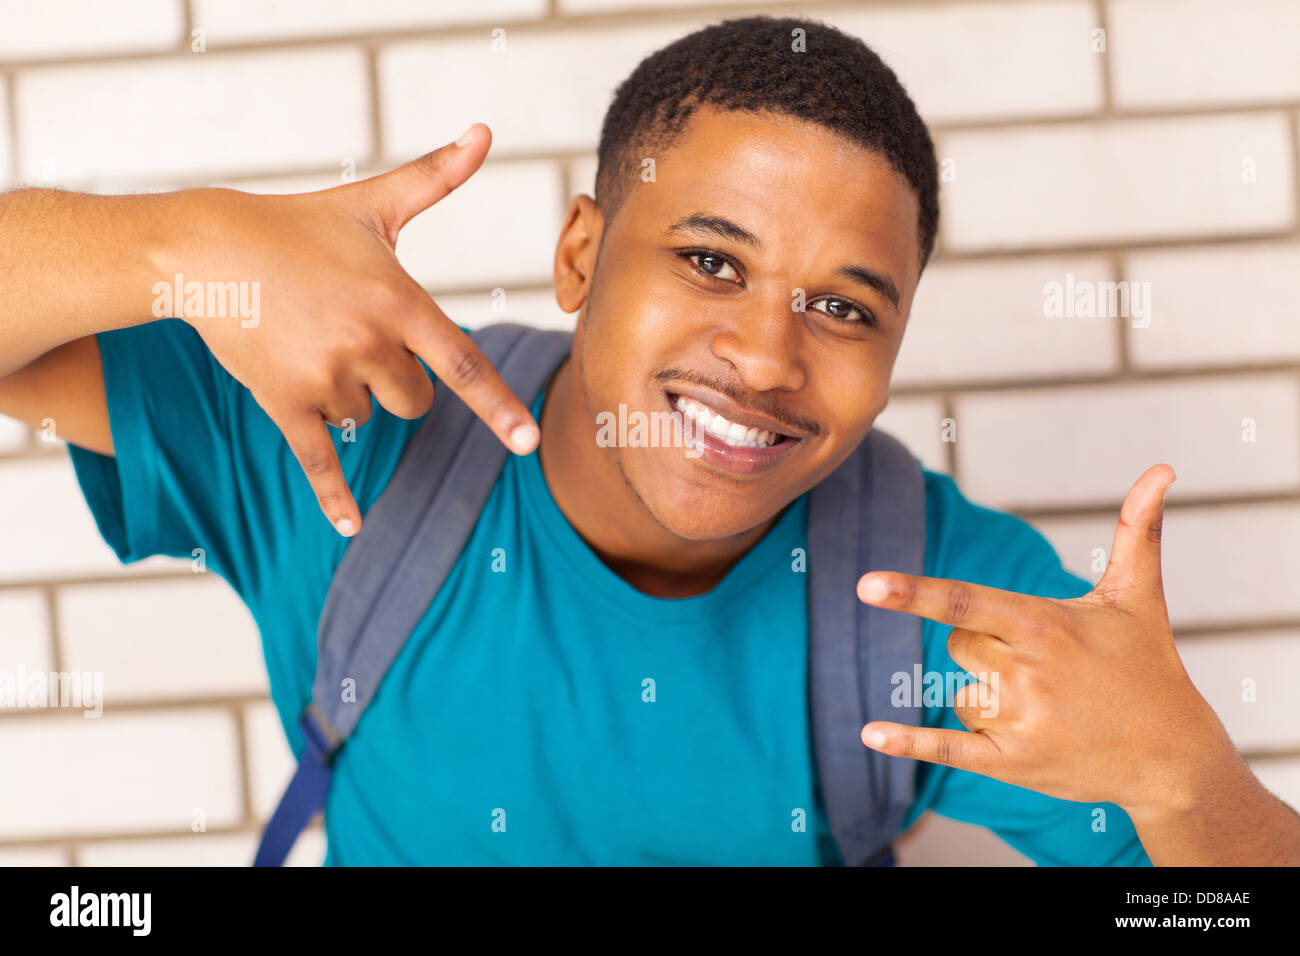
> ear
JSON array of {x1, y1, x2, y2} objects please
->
[{"x1": 554, "y1": 193, "x2": 604, "y2": 315}]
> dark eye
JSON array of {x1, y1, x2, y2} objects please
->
[
  {"x1": 810, "y1": 297, "x2": 875, "y2": 328},
  {"x1": 684, "y1": 251, "x2": 741, "y2": 283}
]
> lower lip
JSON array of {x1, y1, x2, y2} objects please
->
[{"x1": 665, "y1": 391, "x2": 801, "y2": 476}]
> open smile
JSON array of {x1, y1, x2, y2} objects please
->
[{"x1": 664, "y1": 390, "x2": 803, "y2": 475}]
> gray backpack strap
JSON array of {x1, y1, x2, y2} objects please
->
[
  {"x1": 808, "y1": 427, "x2": 926, "y2": 867},
  {"x1": 311, "y1": 322, "x2": 572, "y2": 744},
  {"x1": 254, "y1": 322, "x2": 571, "y2": 866}
]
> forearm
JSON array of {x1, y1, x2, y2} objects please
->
[
  {"x1": 1126, "y1": 747, "x2": 1300, "y2": 866},
  {"x1": 0, "y1": 187, "x2": 170, "y2": 377}
]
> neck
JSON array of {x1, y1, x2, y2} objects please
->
[{"x1": 537, "y1": 355, "x2": 777, "y2": 599}]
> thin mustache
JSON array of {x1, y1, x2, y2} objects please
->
[{"x1": 654, "y1": 367, "x2": 822, "y2": 436}]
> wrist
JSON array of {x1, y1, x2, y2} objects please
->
[{"x1": 1121, "y1": 720, "x2": 1246, "y2": 824}]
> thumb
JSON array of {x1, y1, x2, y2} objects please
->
[
  {"x1": 1096, "y1": 463, "x2": 1176, "y2": 600},
  {"x1": 353, "y1": 122, "x2": 491, "y2": 238}
]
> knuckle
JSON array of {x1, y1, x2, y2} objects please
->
[
  {"x1": 1146, "y1": 515, "x2": 1164, "y2": 546},
  {"x1": 897, "y1": 575, "x2": 919, "y2": 611},
  {"x1": 446, "y1": 347, "x2": 486, "y2": 389},
  {"x1": 298, "y1": 449, "x2": 337, "y2": 479},
  {"x1": 368, "y1": 277, "x2": 415, "y2": 316},
  {"x1": 337, "y1": 320, "x2": 385, "y2": 362},
  {"x1": 945, "y1": 583, "x2": 975, "y2": 624},
  {"x1": 893, "y1": 731, "x2": 916, "y2": 758},
  {"x1": 408, "y1": 149, "x2": 447, "y2": 182},
  {"x1": 934, "y1": 733, "x2": 956, "y2": 766}
]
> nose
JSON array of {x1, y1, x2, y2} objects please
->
[{"x1": 710, "y1": 305, "x2": 806, "y2": 394}]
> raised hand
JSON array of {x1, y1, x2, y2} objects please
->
[
  {"x1": 855, "y1": 463, "x2": 1238, "y2": 818},
  {"x1": 159, "y1": 123, "x2": 539, "y2": 536}
]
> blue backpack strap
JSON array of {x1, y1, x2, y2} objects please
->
[
  {"x1": 254, "y1": 322, "x2": 573, "y2": 866},
  {"x1": 808, "y1": 427, "x2": 926, "y2": 867}
]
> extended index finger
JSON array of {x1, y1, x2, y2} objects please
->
[
  {"x1": 857, "y1": 571, "x2": 1046, "y2": 641},
  {"x1": 403, "y1": 297, "x2": 540, "y2": 455}
]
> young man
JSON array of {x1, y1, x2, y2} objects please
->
[{"x1": 1, "y1": 16, "x2": 1296, "y2": 866}]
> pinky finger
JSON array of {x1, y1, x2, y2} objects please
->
[{"x1": 276, "y1": 408, "x2": 362, "y2": 537}]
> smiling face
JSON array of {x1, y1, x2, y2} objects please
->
[{"x1": 556, "y1": 104, "x2": 923, "y2": 543}]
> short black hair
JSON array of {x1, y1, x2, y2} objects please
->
[{"x1": 595, "y1": 15, "x2": 940, "y2": 270}]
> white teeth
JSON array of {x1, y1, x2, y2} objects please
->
[{"x1": 673, "y1": 394, "x2": 783, "y2": 449}]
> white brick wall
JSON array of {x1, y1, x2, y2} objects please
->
[
  {"x1": 954, "y1": 375, "x2": 1300, "y2": 510},
  {"x1": 191, "y1": 0, "x2": 549, "y2": 44},
  {"x1": 0, "y1": 707, "x2": 243, "y2": 840},
  {"x1": 0, "y1": 0, "x2": 183, "y2": 62},
  {"x1": 1109, "y1": 0, "x2": 1300, "y2": 108},
  {"x1": 939, "y1": 113, "x2": 1295, "y2": 251},
  {"x1": 894, "y1": 255, "x2": 1118, "y2": 386},
  {"x1": 1125, "y1": 240, "x2": 1300, "y2": 368},
  {"x1": 15, "y1": 48, "x2": 373, "y2": 187},
  {"x1": 1, "y1": 0, "x2": 1297, "y2": 868},
  {"x1": 822, "y1": 1, "x2": 1104, "y2": 124},
  {"x1": 57, "y1": 578, "x2": 268, "y2": 702}
]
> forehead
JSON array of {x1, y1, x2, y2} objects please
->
[{"x1": 614, "y1": 104, "x2": 922, "y2": 290}]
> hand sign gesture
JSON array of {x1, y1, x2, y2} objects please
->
[
  {"x1": 168, "y1": 123, "x2": 539, "y2": 537},
  {"x1": 856, "y1": 464, "x2": 1236, "y2": 818}
]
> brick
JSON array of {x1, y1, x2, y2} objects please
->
[
  {"x1": 1250, "y1": 757, "x2": 1300, "y2": 814},
  {"x1": 0, "y1": 0, "x2": 183, "y2": 61},
  {"x1": 565, "y1": 2, "x2": 1102, "y2": 123},
  {"x1": 1110, "y1": 0, "x2": 1300, "y2": 108},
  {"x1": 0, "y1": 589, "x2": 52, "y2": 713},
  {"x1": 244, "y1": 700, "x2": 294, "y2": 821},
  {"x1": 939, "y1": 114, "x2": 1295, "y2": 252},
  {"x1": 192, "y1": 0, "x2": 546, "y2": 42},
  {"x1": 874, "y1": 397, "x2": 950, "y2": 476},
  {"x1": 378, "y1": 21, "x2": 707, "y2": 160},
  {"x1": 0, "y1": 846, "x2": 70, "y2": 866},
  {"x1": 15, "y1": 48, "x2": 372, "y2": 188},
  {"x1": 57, "y1": 578, "x2": 268, "y2": 702},
  {"x1": 895, "y1": 255, "x2": 1117, "y2": 387},
  {"x1": 0, "y1": 413, "x2": 31, "y2": 454},
  {"x1": 1177, "y1": 631, "x2": 1300, "y2": 753},
  {"x1": 434, "y1": 290, "x2": 574, "y2": 332},
  {"x1": 77, "y1": 832, "x2": 255, "y2": 866},
  {"x1": 0, "y1": 456, "x2": 189, "y2": 582},
  {"x1": 1035, "y1": 502, "x2": 1300, "y2": 628},
  {"x1": 0, "y1": 707, "x2": 242, "y2": 840},
  {"x1": 822, "y1": 1, "x2": 1102, "y2": 123},
  {"x1": 394, "y1": 159, "x2": 564, "y2": 289},
  {"x1": 895, "y1": 810, "x2": 1033, "y2": 866},
  {"x1": 75, "y1": 823, "x2": 323, "y2": 865},
  {"x1": 954, "y1": 375, "x2": 1300, "y2": 510},
  {"x1": 1125, "y1": 241, "x2": 1300, "y2": 369}
]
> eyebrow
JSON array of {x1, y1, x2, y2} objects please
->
[{"x1": 664, "y1": 212, "x2": 902, "y2": 311}]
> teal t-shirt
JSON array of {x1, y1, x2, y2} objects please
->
[{"x1": 67, "y1": 319, "x2": 1150, "y2": 867}]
